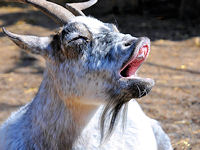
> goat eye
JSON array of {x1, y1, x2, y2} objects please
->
[{"x1": 68, "y1": 36, "x2": 89, "y2": 43}]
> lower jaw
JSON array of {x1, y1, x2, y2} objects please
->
[{"x1": 118, "y1": 77, "x2": 155, "y2": 98}]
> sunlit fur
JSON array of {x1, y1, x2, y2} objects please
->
[{"x1": 0, "y1": 16, "x2": 172, "y2": 150}]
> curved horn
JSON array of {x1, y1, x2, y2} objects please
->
[
  {"x1": 9, "y1": 0, "x2": 76, "y2": 26},
  {"x1": 67, "y1": 0, "x2": 98, "y2": 11},
  {"x1": 65, "y1": 4, "x2": 85, "y2": 16},
  {"x1": 66, "y1": 0, "x2": 98, "y2": 16}
]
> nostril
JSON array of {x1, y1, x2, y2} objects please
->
[
  {"x1": 124, "y1": 39, "x2": 135, "y2": 47},
  {"x1": 123, "y1": 38, "x2": 137, "y2": 48},
  {"x1": 123, "y1": 35, "x2": 137, "y2": 47},
  {"x1": 124, "y1": 41, "x2": 132, "y2": 47}
]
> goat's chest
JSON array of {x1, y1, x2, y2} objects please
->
[{"x1": 74, "y1": 100, "x2": 158, "y2": 150}]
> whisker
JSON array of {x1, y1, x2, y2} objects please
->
[{"x1": 136, "y1": 84, "x2": 142, "y2": 97}]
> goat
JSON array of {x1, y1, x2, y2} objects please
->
[{"x1": 0, "y1": 0, "x2": 173, "y2": 149}]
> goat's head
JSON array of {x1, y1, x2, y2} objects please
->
[{"x1": 3, "y1": 0, "x2": 154, "y2": 140}]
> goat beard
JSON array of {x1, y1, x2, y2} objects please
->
[{"x1": 100, "y1": 93, "x2": 130, "y2": 143}]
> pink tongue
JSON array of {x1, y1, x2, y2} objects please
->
[{"x1": 127, "y1": 45, "x2": 149, "y2": 76}]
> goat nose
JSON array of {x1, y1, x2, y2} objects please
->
[
  {"x1": 123, "y1": 35, "x2": 138, "y2": 47},
  {"x1": 137, "y1": 37, "x2": 150, "y2": 44},
  {"x1": 136, "y1": 37, "x2": 151, "y2": 49},
  {"x1": 123, "y1": 34, "x2": 137, "y2": 41}
]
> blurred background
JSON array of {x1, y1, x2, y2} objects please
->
[{"x1": 0, "y1": 0, "x2": 200, "y2": 149}]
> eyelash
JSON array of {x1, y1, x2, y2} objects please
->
[{"x1": 69, "y1": 36, "x2": 88, "y2": 43}]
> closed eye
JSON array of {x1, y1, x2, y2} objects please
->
[{"x1": 68, "y1": 36, "x2": 89, "y2": 43}]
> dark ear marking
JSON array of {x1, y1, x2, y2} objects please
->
[{"x1": 50, "y1": 34, "x2": 66, "y2": 62}]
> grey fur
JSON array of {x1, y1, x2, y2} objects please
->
[{"x1": 0, "y1": 1, "x2": 172, "y2": 149}]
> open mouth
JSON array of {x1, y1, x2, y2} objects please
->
[{"x1": 120, "y1": 41, "x2": 150, "y2": 78}]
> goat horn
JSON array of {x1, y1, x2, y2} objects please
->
[
  {"x1": 2, "y1": 27, "x2": 52, "y2": 56},
  {"x1": 8, "y1": 0, "x2": 76, "y2": 26},
  {"x1": 65, "y1": 4, "x2": 85, "y2": 16},
  {"x1": 66, "y1": 0, "x2": 98, "y2": 16}
]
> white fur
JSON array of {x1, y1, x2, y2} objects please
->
[
  {"x1": 71, "y1": 16, "x2": 109, "y2": 34},
  {"x1": 0, "y1": 13, "x2": 173, "y2": 150},
  {"x1": 73, "y1": 100, "x2": 172, "y2": 150}
]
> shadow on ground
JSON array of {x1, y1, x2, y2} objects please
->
[
  {"x1": 0, "y1": 103, "x2": 23, "y2": 112},
  {"x1": 0, "y1": 10, "x2": 58, "y2": 29},
  {"x1": 4, "y1": 51, "x2": 43, "y2": 74},
  {"x1": 146, "y1": 62, "x2": 200, "y2": 75}
]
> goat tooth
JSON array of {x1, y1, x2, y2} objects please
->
[{"x1": 137, "y1": 53, "x2": 144, "y2": 58}]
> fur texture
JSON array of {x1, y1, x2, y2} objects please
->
[{"x1": 0, "y1": 15, "x2": 172, "y2": 150}]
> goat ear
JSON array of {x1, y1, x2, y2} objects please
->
[{"x1": 2, "y1": 27, "x2": 53, "y2": 56}]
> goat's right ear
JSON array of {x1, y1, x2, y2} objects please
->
[{"x1": 2, "y1": 27, "x2": 53, "y2": 57}]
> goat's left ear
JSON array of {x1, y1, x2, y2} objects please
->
[{"x1": 2, "y1": 27, "x2": 53, "y2": 57}]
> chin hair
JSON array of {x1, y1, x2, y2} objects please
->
[{"x1": 100, "y1": 91, "x2": 130, "y2": 142}]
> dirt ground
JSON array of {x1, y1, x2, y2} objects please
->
[{"x1": 0, "y1": 4, "x2": 200, "y2": 150}]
